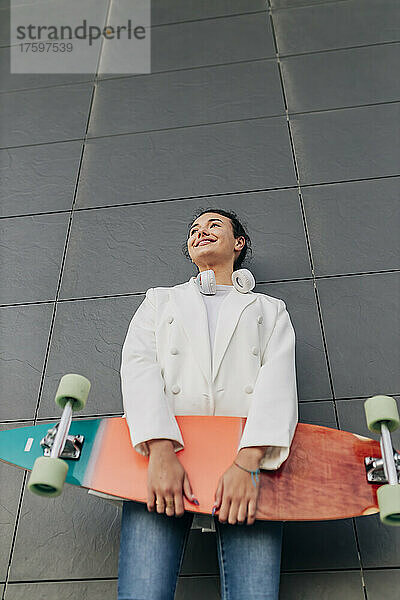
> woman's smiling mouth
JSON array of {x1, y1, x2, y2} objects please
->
[{"x1": 196, "y1": 239, "x2": 216, "y2": 246}]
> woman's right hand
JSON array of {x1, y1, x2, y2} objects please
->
[{"x1": 146, "y1": 439, "x2": 197, "y2": 517}]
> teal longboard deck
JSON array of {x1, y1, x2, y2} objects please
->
[
  {"x1": 0, "y1": 419, "x2": 104, "y2": 489},
  {"x1": 0, "y1": 416, "x2": 253, "y2": 516}
]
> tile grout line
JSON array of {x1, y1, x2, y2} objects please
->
[
  {"x1": 268, "y1": 0, "x2": 339, "y2": 420},
  {"x1": 1, "y1": 171, "x2": 400, "y2": 220},
  {"x1": 0, "y1": 269, "x2": 399, "y2": 309},
  {"x1": 1, "y1": 38, "x2": 399, "y2": 95},
  {"x1": 1, "y1": 1, "x2": 106, "y2": 587},
  {"x1": 1, "y1": 98, "x2": 400, "y2": 153},
  {"x1": 352, "y1": 518, "x2": 369, "y2": 600},
  {"x1": 268, "y1": 2, "x2": 371, "y2": 594}
]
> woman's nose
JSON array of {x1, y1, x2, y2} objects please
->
[{"x1": 195, "y1": 230, "x2": 209, "y2": 241}]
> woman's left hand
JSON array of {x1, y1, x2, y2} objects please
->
[{"x1": 213, "y1": 462, "x2": 261, "y2": 526}]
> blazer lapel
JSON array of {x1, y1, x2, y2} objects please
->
[
  {"x1": 211, "y1": 281, "x2": 258, "y2": 382},
  {"x1": 170, "y1": 277, "x2": 258, "y2": 383}
]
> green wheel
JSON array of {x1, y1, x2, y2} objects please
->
[
  {"x1": 377, "y1": 484, "x2": 400, "y2": 526},
  {"x1": 364, "y1": 395, "x2": 400, "y2": 434},
  {"x1": 28, "y1": 457, "x2": 68, "y2": 497},
  {"x1": 55, "y1": 373, "x2": 91, "y2": 412}
]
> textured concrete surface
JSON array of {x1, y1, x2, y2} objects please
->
[{"x1": 1, "y1": 0, "x2": 399, "y2": 598}]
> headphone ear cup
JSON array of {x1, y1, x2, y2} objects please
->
[
  {"x1": 196, "y1": 269, "x2": 216, "y2": 295},
  {"x1": 232, "y1": 269, "x2": 256, "y2": 293}
]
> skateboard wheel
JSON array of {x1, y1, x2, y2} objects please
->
[
  {"x1": 364, "y1": 395, "x2": 400, "y2": 434},
  {"x1": 28, "y1": 457, "x2": 68, "y2": 497},
  {"x1": 377, "y1": 484, "x2": 400, "y2": 526},
  {"x1": 55, "y1": 373, "x2": 91, "y2": 412}
]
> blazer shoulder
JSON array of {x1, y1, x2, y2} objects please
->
[
  {"x1": 149, "y1": 279, "x2": 190, "y2": 295},
  {"x1": 254, "y1": 291, "x2": 286, "y2": 311},
  {"x1": 145, "y1": 280, "x2": 188, "y2": 304}
]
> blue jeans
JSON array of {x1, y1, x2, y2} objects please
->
[{"x1": 118, "y1": 500, "x2": 283, "y2": 600}]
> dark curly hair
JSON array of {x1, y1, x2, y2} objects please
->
[{"x1": 181, "y1": 207, "x2": 253, "y2": 272}]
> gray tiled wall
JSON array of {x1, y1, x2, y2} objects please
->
[{"x1": 1, "y1": 0, "x2": 399, "y2": 598}]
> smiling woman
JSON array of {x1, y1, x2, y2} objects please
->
[
  {"x1": 117, "y1": 206, "x2": 297, "y2": 600},
  {"x1": 181, "y1": 206, "x2": 253, "y2": 284}
]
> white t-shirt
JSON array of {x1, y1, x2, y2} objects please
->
[{"x1": 192, "y1": 284, "x2": 233, "y2": 531}]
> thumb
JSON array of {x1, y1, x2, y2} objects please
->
[
  {"x1": 214, "y1": 477, "x2": 223, "y2": 509},
  {"x1": 182, "y1": 472, "x2": 196, "y2": 503}
]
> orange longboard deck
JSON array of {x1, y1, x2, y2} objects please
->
[
  {"x1": 0, "y1": 416, "x2": 383, "y2": 521},
  {"x1": 89, "y1": 417, "x2": 382, "y2": 521}
]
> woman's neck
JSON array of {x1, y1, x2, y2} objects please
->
[{"x1": 198, "y1": 267, "x2": 234, "y2": 286}]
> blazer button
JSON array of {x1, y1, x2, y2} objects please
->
[
  {"x1": 251, "y1": 346, "x2": 258, "y2": 355},
  {"x1": 244, "y1": 384, "x2": 253, "y2": 394},
  {"x1": 171, "y1": 384, "x2": 180, "y2": 394},
  {"x1": 170, "y1": 347, "x2": 178, "y2": 355},
  {"x1": 168, "y1": 315, "x2": 174, "y2": 324},
  {"x1": 257, "y1": 315, "x2": 263, "y2": 324}
]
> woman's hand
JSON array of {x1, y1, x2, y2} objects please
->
[
  {"x1": 146, "y1": 439, "x2": 198, "y2": 518},
  {"x1": 213, "y1": 448, "x2": 264, "y2": 526}
]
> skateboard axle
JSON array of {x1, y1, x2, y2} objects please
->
[
  {"x1": 40, "y1": 400, "x2": 84, "y2": 460},
  {"x1": 365, "y1": 422, "x2": 400, "y2": 484}
]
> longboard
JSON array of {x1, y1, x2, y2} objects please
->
[{"x1": 0, "y1": 415, "x2": 389, "y2": 521}]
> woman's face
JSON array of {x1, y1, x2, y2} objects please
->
[{"x1": 187, "y1": 212, "x2": 245, "y2": 270}]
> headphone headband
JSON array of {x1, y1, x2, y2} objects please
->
[{"x1": 196, "y1": 269, "x2": 255, "y2": 295}]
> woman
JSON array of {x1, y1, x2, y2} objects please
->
[{"x1": 117, "y1": 207, "x2": 298, "y2": 600}]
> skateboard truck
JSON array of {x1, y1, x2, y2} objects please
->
[
  {"x1": 364, "y1": 396, "x2": 400, "y2": 525},
  {"x1": 365, "y1": 446, "x2": 400, "y2": 484},
  {"x1": 28, "y1": 374, "x2": 91, "y2": 497},
  {"x1": 40, "y1": 422, "x2": 84, "y2": 460}
]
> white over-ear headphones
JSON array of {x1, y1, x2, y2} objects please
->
[{"x1": 196, "y1": 268, "x2": 256, "y2": 295}]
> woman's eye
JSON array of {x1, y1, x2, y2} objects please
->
[
  {"x1": 190, "y1": 223, "x2": 219, "y2": 236},
  {"x1": 190, "y1": 223, "x2": 220, "y2": 236}
]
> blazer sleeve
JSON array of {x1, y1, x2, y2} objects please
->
[
  {"x1": 236, "y1": 299, "x2": 298, "y2": 470},
  {"x1": 120, "y1": 287, "x2": 185, "y2": 457}
]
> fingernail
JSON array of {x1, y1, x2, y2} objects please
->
[
  {"x1": 192, "y1": 498, "x2": 199, "y2": 506},
  {"x1": 212, "y1": 506, "x2": 216, "y2": 516}
]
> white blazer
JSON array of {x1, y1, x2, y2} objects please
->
[{"x1": 121, "y1": 276, "x2": 299, "y2": 471}]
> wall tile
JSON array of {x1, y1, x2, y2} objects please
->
[
  {"x1": 76, "y1": 118, "x2": 296, "y2": 210},
  {"x1": 0, "y1": 141, "x2": 82, "y2": 218},
  {"x1": 298, "y1": 400, "x2": 337, "y2": 428},
  {"x1": 317, "y1": 273, "x2": 400, "y2": 399},
  {"x1": 271, "y1": 0, "x2": 340, "y2": 7},
  {"x1": 282, "y1": 519, "x2": 360, "y2": 571},
  {"x1": 273, "y1": 0, "x2": 400, "y2": 55},
  {"x1": 337, "y1": 397, "x2": 400, "y2": 568},
  {"x1": 175, "y1": 575, "x2": 220, "y2": 599},
  {"x1": 291, "y1": 103, "x2": 400, "y2": 184},
  {"x1": 0, "y1": 212, "x2": 69, "y2": 304},
  {"x1": 262, "y1": 280, "x2": 332, "y2": 401},
  {"x1": 0, "y1": 304, "x2": 53, "y2": 421},
  {"x1": 364, "y1": 568, "x2": 400, "y2": 600},
  {"x1": 336, "y1": 397, "x2": 400, "y2": 456},
  {"x1": 38, "y1": 295, "x2": 142, "y2": 419},
  {"x1": 9, "y1": 482, "x2": 121, "y2": 581},
  {"x1": 0, "y1": 46, "x2": 94, "y2": 93},
  {"x1": 302, "y1": 178, "x2": 400, "y2": 276},
  {"x1": 0, "y1": 422, "x2": 31, "y2": 582},
  {"x1": 0, "y1": 6, "x2": 10, "y2": 46},
  {"x1": 151, "y1": 0, "x2": 267, "y2": 26},
  {"x1": 4, "y1": 579, "x2": 117, "y2": 599},
  {"x1": 0, "y1": 83, "x2": 93, "y2": 148},
  {"x1": 181, "y1": 530, "x2": 219, "y2": 576},
  {"x1": 279, "y1": 570, "x2": 365, "y2": 599},
  {"x1": 90, "y1": 60, "x2": 283, "y2": 137},
  {"x1": 282, "y1": 43, "x2": 400, "y2": 112},
  {"x1": 99, "y1": 13, "x2": 275, "y2": 77}
]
